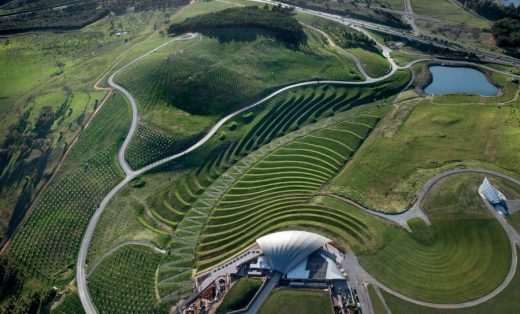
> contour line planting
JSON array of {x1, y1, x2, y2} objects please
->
[{"x1": 76, "y1": 21, "x2": 520, "y2": 314}]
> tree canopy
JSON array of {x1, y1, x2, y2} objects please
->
[{"x1": 168, "y1": 6, "x2": 306, "y2": 44}]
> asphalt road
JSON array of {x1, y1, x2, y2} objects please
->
[
  {"x1": 76, "y1": 25, "x2": 520, "y2": 314},
  {"x1": 250, "y1": 0, "x2": 520, "y2": 67},
  {"x1": 340, "y1": 167, "x2": 520, "y2": 310}
]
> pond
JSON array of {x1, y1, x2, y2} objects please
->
[{"x1": 424, "y1": 66, "x2": 498, "y2": 96}]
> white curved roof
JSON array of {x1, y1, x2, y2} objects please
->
[{"x1": 256, "y1": 230, "x2": 331, "y2": 274}]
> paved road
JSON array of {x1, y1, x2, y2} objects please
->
[
  {"x1": 242, "y1": 272, "x2": 281, "y2": 314},
  {"x1": 302, "y1": 23, "x2": 374, "y2": 81},
  {"x1": 340, "y1": 167, "x2": 520, "y2": 310},
  {"x1": 76, "y1": 26, "x2": 520, "y2": 314},
  {"x1": 87, "y1": 240, "x2": 166, "y2": 277},
  {"x1": 403, "y1": 0, "x2": 419, "y2": 36},
  {"x1": 323, "y1": 193, "x2": 430, "y2": 231},
  {"x1": 107, "y1": 33, "x2": 198, "y2": 176}
]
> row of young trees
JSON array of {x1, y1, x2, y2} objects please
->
[{"x1": 168, "y1": 6, "x2": 307, "y2": 44}]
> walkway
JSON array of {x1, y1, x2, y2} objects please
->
[
  {"x1": 403, "y1": 0, "x2": 420, "y2": 36},
  {"x1": 339, "y1": 168, "x2": 520, "y2": 310},
  {"x1": 87, "y1": 240, "x2": 166, "y2": 277},
  {"x1": 242, "y1": 272, "x2": 281, "y2": 314},
  {"x1": 323, "y1": 193, "x2": 429, "y2": 231},
  {"x1": 76, "y1": 18, "x2": 520, "y2": 314},
  {"x1": 301, "y1": 23, "x2": 374, "y2": 81}
]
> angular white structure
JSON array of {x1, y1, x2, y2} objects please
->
[
  {"x1": 479, "y1": 177, "x2": 508, "y2": 215},
  {"x1": 480, "y1": 177, "x2": 504, "y2": 204},
  {"x1": 256, "y1": 230, "x2": 331, "y2": 274}
]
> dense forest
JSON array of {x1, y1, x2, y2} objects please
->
[
  {"x1": 456, "y1": 0, "x2": 520, "y2": 20},
  {"x1": 492, "y1": 18, "x2": 520, "y2": 57},
  {"x1": 456, "y1": 0, "x2": 520, "y2": 56},
  {"x1": 168, "y1": 5, "x2": 307, "y2": 44}
]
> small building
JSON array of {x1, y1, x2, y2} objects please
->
[{"x1": 479, "y1": 177, "x2": 508, "y2": 215}]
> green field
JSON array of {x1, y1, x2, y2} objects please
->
[
  {"x1": 331, "y1": 95, "x2": 520, "y2": 212},
  {"x1": 89, "y1": 245, "x2": 161, "y2": 314},
  {"x1": 411, "y1": 0, "x2": 490, "y2": 27},
  {"x1": 359, "y1": 173, "x2": 512, "y2": 303},
  {"x1": 378, "y1": 247, "x2": 520, "y2": 313},
  {"x1": 217, "y1": 277, "x2": 263, "y2": 313},
  {"x1": 368, "y1": 285, "x2": 388, "y2": 314},
  {"x1": 348, "y1": 48, "x2": 392, "y2": 78},
  {"x1": 258, "y1": 288, "x2": 332, "y2": 314}
]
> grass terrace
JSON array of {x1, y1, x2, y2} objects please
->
[
  {"x1": 197, "y1": 107, "x2": 389, "y2": 269},
  {"x1": 378, "y1": 247, "x2": 520, "y2": 313}
]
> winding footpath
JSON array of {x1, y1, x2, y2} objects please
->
[
  {"x1": 76, "y1": 24, "x2": 520, "y2": 314},
  {"x1": 86, "y1": 240, "x2": 166, "y2": 278},
  {"x1": 341, "y1": 167, "x2": 520, "y2": 310}
]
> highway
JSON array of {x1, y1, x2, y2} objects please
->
[{"x1": 249, "y1": 0, "x2": 520, "y2": 68}]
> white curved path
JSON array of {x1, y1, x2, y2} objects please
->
[{"x1": 77, "y1": 27, "x2": 520, "y2": 313}]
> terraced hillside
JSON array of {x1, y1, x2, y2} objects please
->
[
  {"x1": 131, "y1": 71, "x2": 414, "y2": 303},
  {"x1": 197, "y1": 111, "x2": 384, "y2": 268},
  {"x1": 145, "y1": 75, "x2": 410, "y2": 235},
  {"x1": 115, "y1": 30, "x2": 366, "y2": 168}
]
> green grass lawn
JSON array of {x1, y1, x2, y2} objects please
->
[
  {"x1": 422, "y1": 173, "x2": 519, "y2": 221},
  {"x1": 330, "y1": 96, "x2": 520, "y2": 212},
  {"x1": 379, "y1": 247, "x2": 520, "y2": 313},
  {"x1": 358, "y1": 173, "x2": 512, "y2": 303},
  {"x1": 368, "y1": 285, "x2": 387, "y2": 314},
  {"x1": 217, "y1": 277, "x2": 263, "y2": 313},
  {"x1": 411, "y1": 0, "x2": 491, "y2": 27},
  {"x1": 348, "y1": 48, "x2": 391, "y2": 78},
  {"x1": 258, "y1": 288, "x2": 332, "y2": 314}
]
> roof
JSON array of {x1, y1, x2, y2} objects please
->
[
  {"x1": 256, "y1": 230, "x2": 331, "y2": 274},
  {"x1": 480, "y1": 177, "x2": 502, "y2": 204}
]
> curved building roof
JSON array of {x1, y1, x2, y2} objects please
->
[{"x1": 256, "y1": 230, "x2": 331, "y2": 274}]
